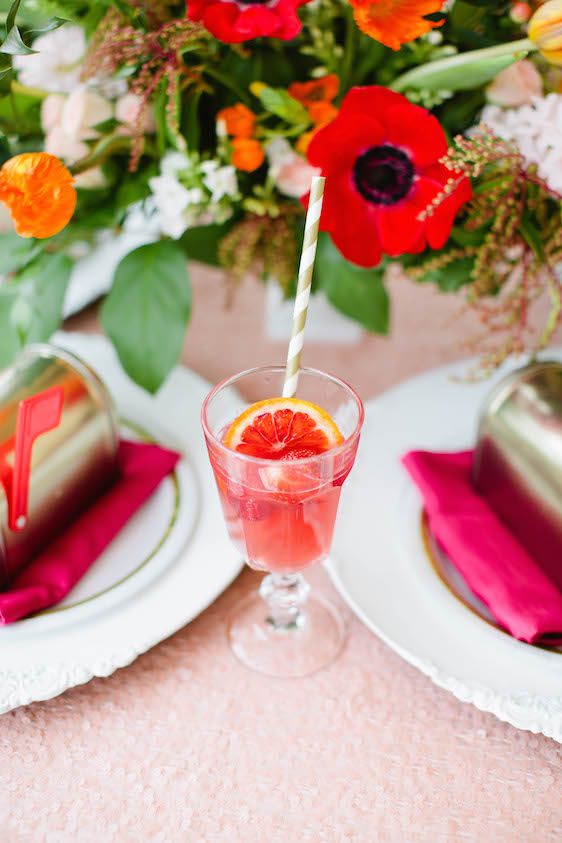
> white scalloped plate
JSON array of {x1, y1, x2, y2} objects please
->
[
  {"x1": 0, "y1": 332, "x2": 243, "y2": 713},
  {"x1": 328, "y1": 350, "x2": 562, "y2": 743}
]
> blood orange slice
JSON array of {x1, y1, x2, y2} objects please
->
[{"x1": 224, "y1": 398, "x2": 343, "y2": 459}]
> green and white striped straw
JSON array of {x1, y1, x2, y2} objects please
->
[{"x1": 282, "y1": 175, "x2": 325, "y2": 398}]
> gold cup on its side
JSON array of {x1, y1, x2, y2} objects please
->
[
  {"x1": 0, "y1": 344, "x2": 119, "y2": 585},
  {"x1": 473, "y1": 361, "x2": 562, "y2": 590}
]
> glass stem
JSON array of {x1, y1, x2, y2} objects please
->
[{"x1": 259, "y1": 572, "x2": 310, "y2": 630}]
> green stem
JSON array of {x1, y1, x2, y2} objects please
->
[
  {"x1": 10, "y1": 79, "x2": 49, "y2": 99},
  {"x1": 70, "y1": 134, "x2": 132, "y2": 175},
  {"x1": 391, "y1": 38, "x2": 535, "y2": 92},
  {"x1": 339, "y1": 5, "x2": 356, "y2": 99},
  {"x1": 204, "y1": 65, "x2": 251, "y2": 105}
]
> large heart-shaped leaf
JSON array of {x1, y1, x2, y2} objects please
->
[
  {"x1": 101, "y1": 241, "x2": 192, "y2": 393},
  {"x1": 315, "y1": 233, "x2": 389, "y2": 334}
]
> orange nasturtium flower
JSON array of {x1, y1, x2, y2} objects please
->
[
  {"x1": 231, "y1": 138, "x2": 265, "y2": 172},
  {"x1": 0, "y1": 153, "x2": 76, "y2": 239},
  {"x1": 217, "y1": 103, "x2": 257, "y2": 138},
  {"x1": 350, "y1": 0, "x2": 445, "y2": 51},
  {"x1": 288, "y1": 74, "x2": 340, "y2": 108}
]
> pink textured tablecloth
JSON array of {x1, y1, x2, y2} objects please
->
[{"x1": 1, "y1": 268, "x2": 561, "y2": 842}]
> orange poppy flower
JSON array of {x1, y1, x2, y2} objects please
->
[
  {"x1": 307, "y1": 101, "x2": 339, "y2": 126},
  {"x1": 0, "y1": 152, "x2": 76, "y2": 239},
  {"x1": 288, "y1": 74, "x2": 339, "y2": 107},
  {"x1": 231, "y1": 138, "x2": 265, "y2": 172},
  {"x1": 350, "y1": 0, "x2": 444, "y2": 51},
  {"x1": 217, "y1": 103, "x2": 256, "y2": 138}
]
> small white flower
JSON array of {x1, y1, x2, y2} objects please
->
[
  {"x1": 155, "y1": 212, "x2": 189, "y2": 239},
  {"x1": 185, "y1": 187, "x2": 205, "y2": 205},
  {"x1": 160, "y1": 151, "x2": 191, "y2": 177},
  {"x1": 149, "y1": 175, "x2": 206, "y2": 239},
  {"x1": 149, "y1": 174, "x2": 193, "y2": 212},
  {"x1": 202, "y1": 165, "x2": 238, "y2": 202},
  {"x1": 13, "y1": 25, "x2": 86, "y2": 94}
]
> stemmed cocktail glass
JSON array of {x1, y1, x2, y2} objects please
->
[{"x1": 201, "y1": 365, "x2": 364, "y2": 678}]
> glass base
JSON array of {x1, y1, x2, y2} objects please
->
[{"x1": 227, "y1": 587, "x2": 346, "y2": 678}]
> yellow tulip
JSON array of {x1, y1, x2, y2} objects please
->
[{"x1": 529, "y1": 0, "x2": 562, "y2": 66}]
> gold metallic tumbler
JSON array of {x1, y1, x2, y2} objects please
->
[
  {"x1": 473, "y1": 361, "x2": 562, "y2": 591},
  {"x1": 0, "y1": 344, "x2": 118, "y2": 585}
]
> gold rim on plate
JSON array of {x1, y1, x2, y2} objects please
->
[
  {"x1": 37, "y1": 420, "x2": 181, "y2": 616},
  {"x1": 420, "y1": 511, "x2": 562, "y2": 654}
]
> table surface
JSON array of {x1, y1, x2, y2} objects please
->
[{"x1": 2, "y1": 267, "x2": 561, "y2": 842}]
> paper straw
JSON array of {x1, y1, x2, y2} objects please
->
[{"x1": 282, "y1": 176, "x2": 325, "y2": 398}]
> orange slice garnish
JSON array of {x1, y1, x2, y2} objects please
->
[{"x1": 224, "y1": 397, "x2": 343, "y2": 459}]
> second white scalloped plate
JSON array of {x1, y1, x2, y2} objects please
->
[{"x1": 329, "y1": 351, "x2": 562, "y2": 742}]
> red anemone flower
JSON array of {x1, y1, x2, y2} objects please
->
[
  {"x1": 187, "y1": 0, "x2": 309, "y2": 42},
  {"x1": 306, "y1": 86, "x2": 472, "y2": 267}
]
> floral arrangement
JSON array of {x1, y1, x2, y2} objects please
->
[{"x1": 0, "y1": 0, "x2": 561, "y2": 389}]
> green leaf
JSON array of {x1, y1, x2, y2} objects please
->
[
  {"x1": 414, "y1": 255, "x2": 475, "y2": 292},
  {"x1": 520, "y1": 213, "x2": 544, "y2": 262},
  {"x1": 253, "y1": 85, "x2": 309, "y2": 125},
  {"x1": 0, "y1": 251, "x2": 72, "y2": 365},
  {"x1": 315, "y1": 233, "x2": 389, "y2": 334},
  {"x1": 179, "y1": 221, "x2": 234, "y2": 266},
  {"x1": 0, "y1": 231, "x2": 41, "y2": 273},
  {"x1": 92, "y1": 116, "x2": 119, "y2": 134},
  {"x1": 391, "y1": 38, "x2": 533, "y2": 92},
  {"x1": 183, "y1": 89, "x2": 201, "y2": 151},
  {"x1": 0, "y1": 26, "x2": 35, "y2": 55},
  {"x1": 6, "y1": 0, "x2": 21, "y2": 33},
  {"x1": 114, "y1": 166, "x2": 157, "y2": 210},
  {"x1": 26, "y1": 17, "x2": 69, "y2": 38},
  {"x1": 101, "y1": 241, "x2": 192, "y2": 393}
]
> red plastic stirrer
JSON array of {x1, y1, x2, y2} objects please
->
[{"x1": 8, "y1": 386, "x2": 64, "y2": 532}]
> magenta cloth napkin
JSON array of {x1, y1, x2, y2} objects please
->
[
  {"x1": 402, "y1": 450, "x2": 562, "y2": 646},
  {"x1": 0, "y1": 440, "x2": 180, "y2": 624}
]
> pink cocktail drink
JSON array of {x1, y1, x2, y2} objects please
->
[
  {"x1": 201, "y1": 366, "x2": 363, "y2": 678},
  {"x1": 209, "y1": 444, "x2": 353, "y2": 572}
]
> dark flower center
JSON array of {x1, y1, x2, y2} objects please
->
[{"x1": 353, "y1": 145, "x2": 414, "y2": 206}]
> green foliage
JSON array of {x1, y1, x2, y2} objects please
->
[
  {"x1": 252, "y1": 85, "x2": 309, "y2": 126},
  {"x1": 0, "y1": 231, "x2": 40, "y2": 272},
  {"x1": 392, "y1": 39, "x2": 531, "y2": 93},
  {"x1": 180, "y1": 221, "x2": 234, "y2": 267},
  {"x1": 0, "y1": 252, "x2": 72, "y2": 365},
  {"x1": 409, "y1": 253, "x2": 475, "y2": 292},
  {"x1": 101, "y1": 241, "x2": 192, "y2": 393},
  {"x1": 316, "y1": 233, "x2": 389, "y2": 334}
]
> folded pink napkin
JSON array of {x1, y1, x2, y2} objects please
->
[
  {"x1": 402, "y1": 450, "x2": 562, "y2": 646},
  {"x1": 0, "y1": 440, "x2": 180, "y2": 624}
]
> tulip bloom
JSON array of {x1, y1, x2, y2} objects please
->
[{"x1": 529, "y1": 0, "x2": 562, "y2": 66}]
